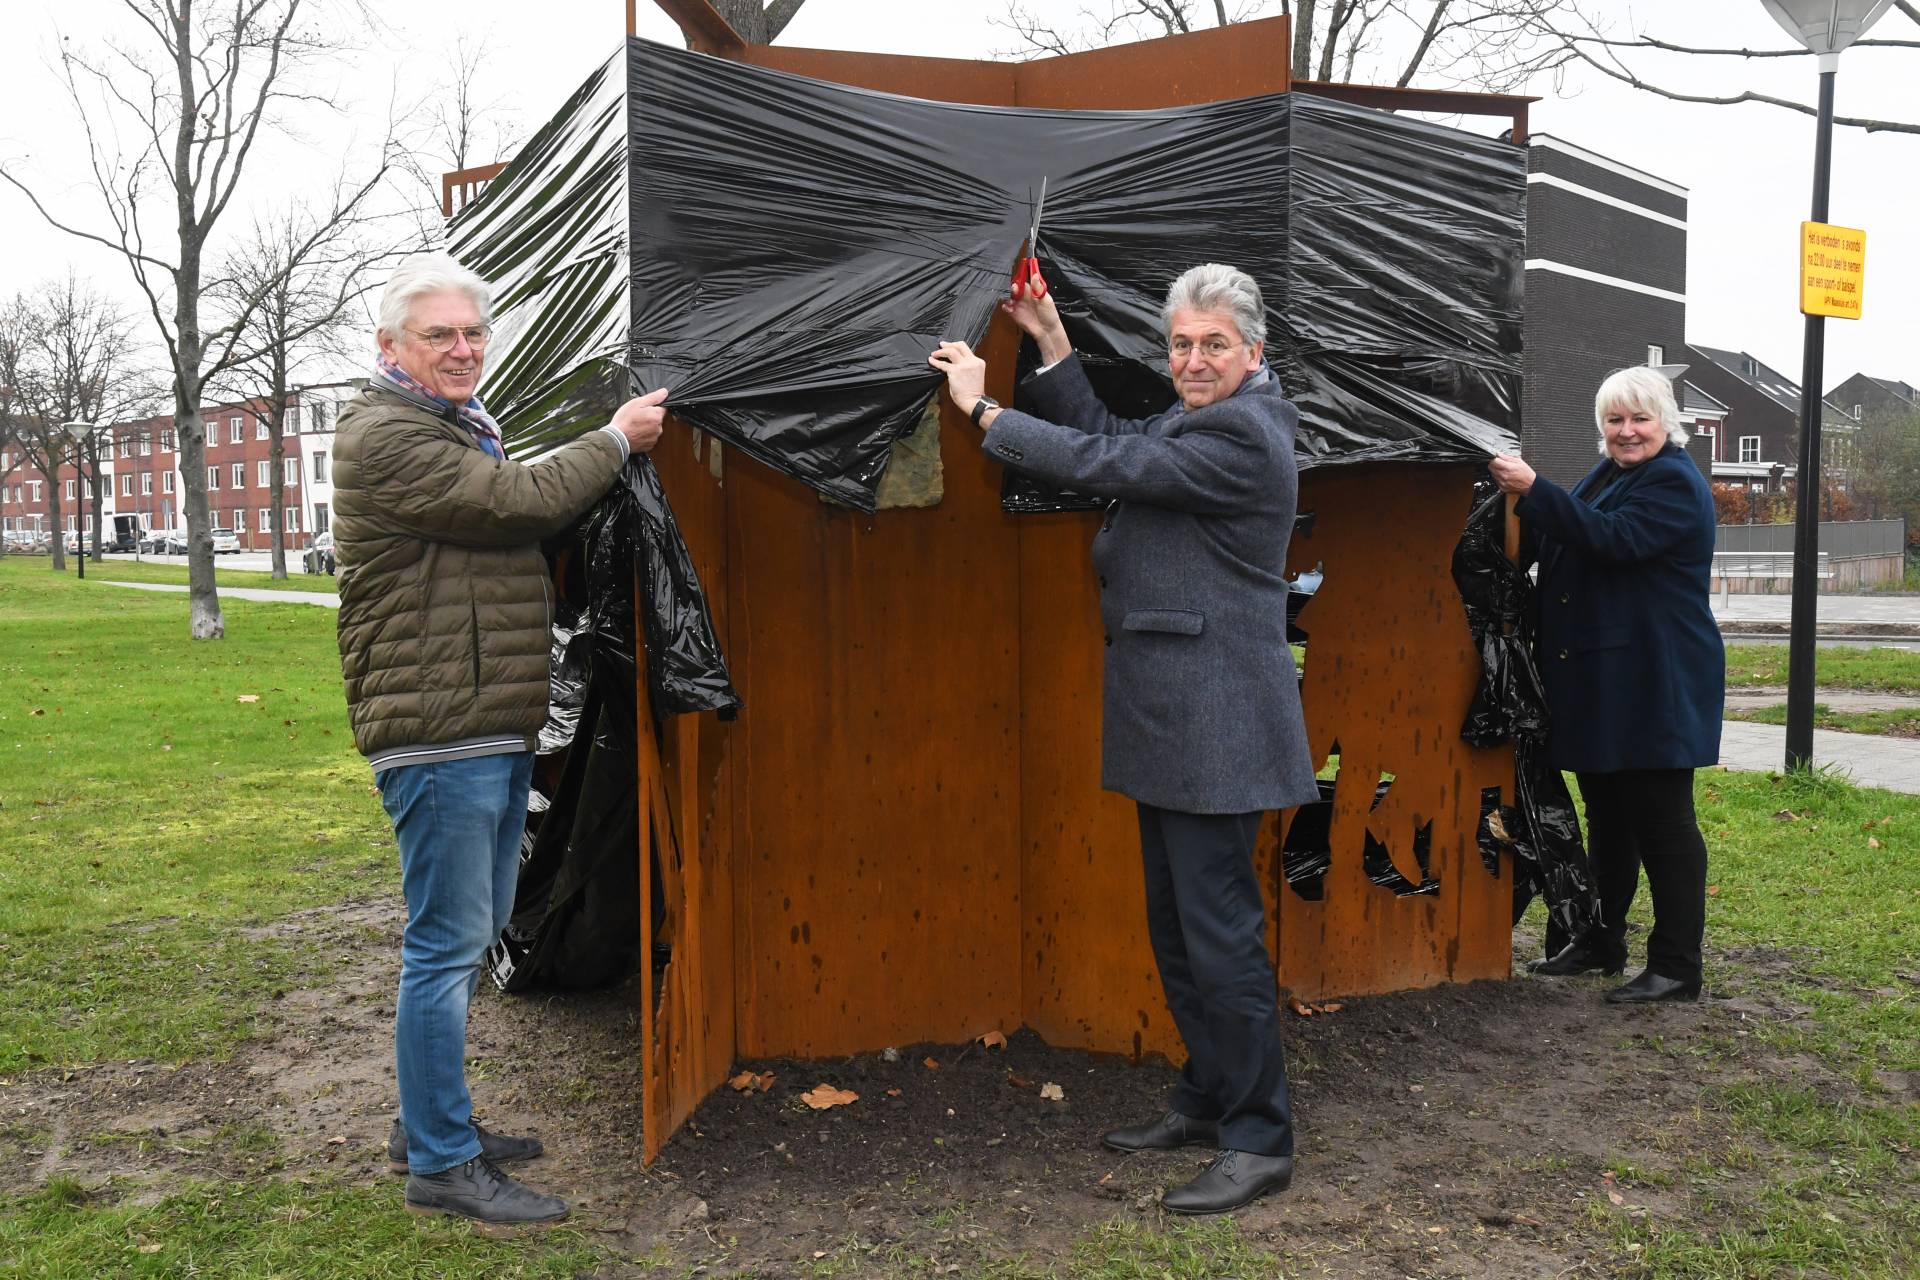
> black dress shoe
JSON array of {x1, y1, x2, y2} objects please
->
[
  {"x1": 1605, "y1": 969, "x2": 1702, "y2": 1004},
  {"x1": 1529, "y1": 940, "x2": 1626, "y2": 977},
  {"x1": 1162, "y1": 1150, "x2": 1294, "y2": 1215},
  {"x1": 1101, "y1": 1110, "x2": 1219, "y2": 1153}
]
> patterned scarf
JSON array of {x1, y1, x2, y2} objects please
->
[{"x1": 373, "y1": 352, "x2": 505, "y2": 460}]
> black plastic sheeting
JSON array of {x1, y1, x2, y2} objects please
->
[
  {"x1": 1282, "y1": 779, "x2": 1439, "y2": 900},
  {"x1": 487, "y1": 461, "x2": 737, "y2": 992},
  {"x1": 1452, "y1": 478, "x2": 1599, "y2": 944},
  {"x1": 457, "y1": 38, "x2": 1521, "y2": 511}
]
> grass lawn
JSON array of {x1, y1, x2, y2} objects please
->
[
  {"x1": 75, "y1": 558, "x2": 340, "y2": 595},
  {"x1": 0, "y1": 559, "x2": 385, "y2": 1074},
  {"x1": 1727, "y1": 702, "x2": 1920, "y2": 738},
  {"x1": 3, "y1": 558, "x2": 1916, "y2": 1277},
  {"x1": 1724, "y1": 643, "x2": 1920, "y2": 692}
]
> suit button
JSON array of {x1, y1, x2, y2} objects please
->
[
  {"x1": 1104, "y1": 635, "x2": 1113, "y2": 647},
  {"x1": 1559, "y1": 649, "x2": 1569, "y2": 660},
  {"x1": 1559, "y1": 594, "x2": 1569, "y2": 604},
  {"x1": 1098, "y1": 576, "x2": 1107, "y2": 588}
]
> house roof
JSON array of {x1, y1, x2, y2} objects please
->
[
  {"x1": 1692, "y1": 344, "x2": 1860, "y2": 426},
  {"x1": 1681, "y1": 381, "x2": 1729, "y2": 416}
]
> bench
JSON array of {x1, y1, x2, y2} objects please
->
[{"x1": 1712, "y1": 551, "x2": 1832, "y2": 607}]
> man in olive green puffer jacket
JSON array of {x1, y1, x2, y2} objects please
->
[{"x1": 333, "y1": 252, "x2": 667, "y2": 1229}]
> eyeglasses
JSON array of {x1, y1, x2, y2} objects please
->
[
  {"x1": 408, "y1": 324, "x2": 492, "y2": 353},
  {"x1": 1168, "y1": 337, "x2": 1241, "y2": 360}
]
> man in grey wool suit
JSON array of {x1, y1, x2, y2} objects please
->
[{"x1": 930, "y1": 261, "x2": 1319, "y2": 1215}]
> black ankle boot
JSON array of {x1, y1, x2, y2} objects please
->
[{"x1": 1529, "y1": 940, "x2": 1626, "y2": 977}]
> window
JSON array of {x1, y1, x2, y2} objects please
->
[
  {"x1": 228, "y1": 417, "x2": 243, "y2": 444},
  {"x1": 162, "y1": 472, "x2": 174, "y2": 494},
  {"x1": 257, "y1": 460, "x2": 271, "y2": 488},
  {"x1": 312, "y1": 503, "x2": 329, "y2": 534},
  {"x1": 83, "y1": 480, "x2": 93, "y2": 500},
  {"x1": 231, "y1": 462, "x2": 245, "y2": 489},
  {"x1": 139, "y1": 435, "x2": 151, "y2": 456},
  {"x1": 120, "y1": 474, "x2": 133, "y2": 497},
  {"x1": 233, "y1": 508, "x2": 246, "y2": 533},
  {"x1": 141, "y1": 473, "x2": 153, "y2": 496},
  {"x1": 311, "y1": 451, "x2": 328, "y2": 483},
  {"x1": 207, "y1": 466, "x2": 220, "y2": 490},
  {"x1": 65, "y1": 480, "x2": 75, "y2": 500},
  {"x1": 284, "y1": 507, "x2": 300, "y2": 533},
  {"x1": 1739, "y1": 436, "x2": 1761, "y2": 464},
  {"x1": 1647, "y1": 344, "x2": 1664, "y2": 365},
  {"x1": 28, "y1": 481, "x2": 41, "y2": 502},
  {"x1": 161, "y1": 429, "x2": 174, "y2": 452},
  {"x1": 259, "y1": 507, "x2": 272, "y2": 532},
  {"x1": 119, "y1": 439, "x2": 133, "y2": 459},
  {"x1": 256, "y1": 419, "x2": 270, "y2": 440},
  {"x1": 284, "y1": 457, "x2": 300, "y2": 486},
  {"x1": 1854, "y1": 404, "x2": 1864, "y2": 419}
]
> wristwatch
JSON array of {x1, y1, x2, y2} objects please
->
[{"x1": 969, "y1": 395, "x2": 1001, "y2": 427}]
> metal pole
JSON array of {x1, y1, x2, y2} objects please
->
[{"x1": 1785, "y1": 68, "x2": 1836, "y2": 771}]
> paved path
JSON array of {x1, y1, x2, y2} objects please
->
[
  {"x1": 1718, "y1": 720, "x2": 1920, "y2": 794},
  {"x1": 1724, "y1": 687, "x2": 1920, "y2": 713},
  {"x1": 1713, "y1": 592, "x2": 1920, "y2": 626},
  {"x1": 95, "y1": 579, "x2": 339, "y2": 608}
]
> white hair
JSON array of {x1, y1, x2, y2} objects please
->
[
  {"x1": 375, "y1": 252, "x2": 492, "y2": 340},
  {"x1": 1594, "y1": 365, "x2": 1688, "y2": 453},
  {"x1": 1162, "y1": 263, "x2": 1267, "y2": 348}
]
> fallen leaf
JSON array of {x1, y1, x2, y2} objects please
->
[
  {"x1": 325, "y1": 1135, "x2": 347, "y2": 1145},
  {"x1": 1607, "y1": 1190, "x2": 1625, "y2": 1206},
  {"x1": 1868, "y1": 837, "x2": 1882, "y2": 849},
  {"x1": 1408, "y1": 1083, "x2": 1425, "y2": 1093},
  {"x1": 923, "y1": 1056, "x2": 940, "y2": 1070},
  {"x1": 1773, "y1": 809, "x2": 1799, "y2": 823},
  {"x1": 1706, "y1": 884, "x2": 1720, "y2": 897},
  {"x1": 1288, "y1": 995, "x2": 1316, "y2": 1017},
  {"x1": 1880, "y1": 816, "x2": 1893, "y2": 827},
  {"x1": 885, "y1": 1087, "x2": 902, "y2": 1098},
  {"x1": 137, "y1": 1242, "x2": 163, "y2": 1255},
  {"x1": 1039, "y1": 1082, "x2": 1065, "y2": 1102},
  {"x1": 978, "y1": 1030, "x2": 1009, "y2": 1051},
  {"x1": 1320, "y1": 1002, "x2": 1344, "y2": 1013},
  {"x1": 1007, "y1": 1072, "x2": 1034, "y2": 1090},
  {"x1": 1097, "y1": 1172, "x2": 1114, "y2": 1186},
  {"x1": 801, "y1": 1083, "x2": 858, "y2": 1110},
  {"x1": 236, "y1": 694, "x2": 260, "y2": 703},
  {"x1": 728, "y1": 1070, "x2": 757, "y2": 1092},
  {"x1": 30, "y1": 708, "x2": 44, "y2": 717}
]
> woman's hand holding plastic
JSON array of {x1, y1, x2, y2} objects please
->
[{"x1": 1489, "y1": 453, "x2": 1535, "y2": 497}]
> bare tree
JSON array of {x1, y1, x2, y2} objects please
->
[
  {"x1": 710, "y1": 0, "x2": 808, "y2": 44},
  {"x1": 1, "y1": 0, "x2": 389, "y2": 638},
  {"x1": 210, "y1": 199, "x2": 387, "y2": 578},
  {"x1": 393, "y1": 33, "x2": 523, "y2": 218},
  {"x1": 1531, "y1": 1, "x2": 1920, "y2": 135},
  {"x1": 996, "y1": 0, "x2": 1587, "y2": 91},
  {"x1": 0, "y1": 280, "x2": 151, "y2": 571}
]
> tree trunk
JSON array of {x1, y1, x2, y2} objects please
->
[
  {"x1": 1291, "y1": 0, "x2": 1317, "y2": 80},
  {"x1": 172, "y1": 0, "x2": 222, "y2": 640},
  {"x1": 88, "y1": 437, "x2": 105, "y2": 561},
  {"x1": 47, "y1": 467, "x2": 66, "y2": 573},
  {"x1": 269, "y1": 411, "x2": 287, "y2": 580}
]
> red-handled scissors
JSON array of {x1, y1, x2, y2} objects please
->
[{"x1": 1012, "y1": 177, "x2": 1049, "y2": 300}]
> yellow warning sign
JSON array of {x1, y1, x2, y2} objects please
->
[{"x1": 1800, "y1": 221, "x2": 1866, "y2": 319}]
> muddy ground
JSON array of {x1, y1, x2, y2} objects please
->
[{"x1": 2, "y1": 896, "x2": 1900, "y2": 1277}]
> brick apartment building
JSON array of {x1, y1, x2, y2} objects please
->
[
  {"x1": 1685, "y1": 345, "x2": 1861, "y2": 492},
  {"x1": 0, "y1": 382, "x2": 355, "y2": 551}
]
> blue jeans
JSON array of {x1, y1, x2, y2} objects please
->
[{"x1": 376, "y1": 752, "x2": 534, "y2": 1175}]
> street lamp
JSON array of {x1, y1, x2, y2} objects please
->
[
  {"x1": 58, "y1": 421, "x2": 98, "y2": 580},
  {"x1": 1757, "y1": 0, "x2": 1894, "y2": 771}
]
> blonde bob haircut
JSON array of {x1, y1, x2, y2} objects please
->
[{"x1": 1593, "y1": 365, "x2": 1687, "y2": 454}]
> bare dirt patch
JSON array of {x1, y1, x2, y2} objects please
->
[{"x1": 0, "y1": 903, "x2": 1896, "y2": 1277}]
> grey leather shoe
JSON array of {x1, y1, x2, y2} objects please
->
[
  {"x1": 388, "y1": 1118, "x2": 544, "y2": 1175},
  {"x1": 1162, "y1": 1149, "x2": 1295, "y2": 1215},
  {"x1": 404, "y1": 1155, "x2": 568, "y2": 1226},
  {"x1": 1101, "y1": 1110, "x2": 1220, "y2": 1153}
]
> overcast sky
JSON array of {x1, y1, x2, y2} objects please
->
[{"x1": 2, "y1": 0, "x2": 1914, "y2": 397}]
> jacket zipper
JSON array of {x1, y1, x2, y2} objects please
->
[{"x1": 470, "y1": 599, "x2": 482, "y2": 697}]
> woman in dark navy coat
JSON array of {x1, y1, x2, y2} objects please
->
[{"x1": 1490, "y1": 365, "x2": 1724, "y2": 1004}]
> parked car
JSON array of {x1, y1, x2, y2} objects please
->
[
  {"x1": 156, "y1": 531, "x2": 189, "y2": 555},
  {"x1": 138, "y1": 529, "x2": 171, "y2": 554},
  {"x1": 301, "y1": 531, "x2": 337, "y2": 576},
  {"x1": 210, "y1": 527, "x2": 241, "y2": 554},
  {"x1": 4, "y1": 530, "x2": 49, "y2": 554}
]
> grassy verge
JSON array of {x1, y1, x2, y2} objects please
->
[
  {"x1": 1724, "y1": 644, "x2": 1920, "y2": 692},
  {"x1": 1727, "y1": 702, "x2": 1920, "y2": 738},
  {"x1": 75, "y1": 558, "x2": 339, "y2": 594},
  {"x1": 0, "y1": 559, "x2": 387, "y2": 1072}
]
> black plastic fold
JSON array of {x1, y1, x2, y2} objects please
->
[{"x1": 1452, "y1": 479, "x2": 1599, "y2": 943}]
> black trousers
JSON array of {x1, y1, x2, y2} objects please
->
[
  {"x1": 1136, "y1": 803, "x2": 1293, "y2": 1157},
  {"x1": 1575, "y1": 769, "x2": 1709, "y2": 985}
]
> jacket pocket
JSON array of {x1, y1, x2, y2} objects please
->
[
  {"x1": 1571, "y1": 624, "x2": 1629, "y2": 652},
  {"x1": 1122, "y1": 608, "x2": 1205, "y2": 636}
]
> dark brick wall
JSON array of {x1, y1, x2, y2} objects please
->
[
  {"x1": 1527, "y1": 185, "x2": 1686, "y2": 294},
  {"x1": 1522, "y1": 271, "x2": 1685, "y2": 488},
  {"x1": 1529, "y1": 143, "x2": 1689, "y2": 222}
]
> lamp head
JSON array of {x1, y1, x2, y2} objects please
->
[
  {"x1": 59, "y1": 420, "x2": 94, "y2": 443},
  {"x1": 1758, "y1": 0, "x2": 1896, "y2": 68}
]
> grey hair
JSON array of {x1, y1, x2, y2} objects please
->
[
  {"x1": 375, "y1": 252, "x2": 492, "y2": 340},
  {"x1": 1161, "y1": 263, "x2": 1266, "y2": 348},
  {"x1": 1594, "y1": 365, "x2": 1688, "y2": 453}
]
